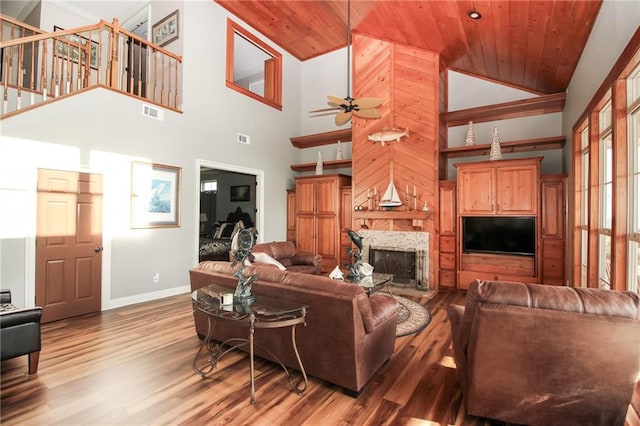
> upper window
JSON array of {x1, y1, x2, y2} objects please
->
[{"x1": 226, "y1": 19, "x2": 282, "y2": 110}]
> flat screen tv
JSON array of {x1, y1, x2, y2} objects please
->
[{"x1": 462, "y1": 216, "x2": 536, "y2": 257}]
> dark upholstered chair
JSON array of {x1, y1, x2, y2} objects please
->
[
  {"x1": 0, "y1": 289, "x2": 43, "y2": 374},
  {"x1": 448, "y1": 280, "x2": 640, "y2": 426}
]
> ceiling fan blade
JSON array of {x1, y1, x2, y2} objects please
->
[
  {"x1": 353, "y1": 108, "x2": 382, "y2": 119},
  {"x1": 328, "y1": 95, "x2": 349, "y2": 106},
  {"x1": 309, "y1": 111, "x2": 339, "y2": 118},
  {"x1": 335, "y1": 110, "x2": 352, "y2": 126},
  {"x1": 309, "y1": 107, "x2": 340, "y2": 113},
  {"x1": 353, "y1": 97, "x2": 383, "y2": 109}
]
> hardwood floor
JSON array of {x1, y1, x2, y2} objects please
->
[{"x1": 1, "y1": 290, "x2": 639, "y2": 425}]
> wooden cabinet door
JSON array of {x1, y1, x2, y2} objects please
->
[
  {"x1": 439, "y1": 182, "x2": 456, "y2": 235},
  {"x1": 457, "y1": 167, "x2": 493, "y2": 215},
  {"x1": 496, "y1": 165, "x2": 538, "y2": 215},
  {"x1": 315, "y1": 177, "x2": 339, "y2": 215},
  {"x1": 296, "y1": 179, "x2": 315, "y2": 215},
  {"x1": 296, "y1": 215, "x2": 315, "y2": 254},
  {"x1": 541, "y1": 177, "x2": 565, "y2": 239},
  {"x1": 286, "y1": 190, "x2": 296, "y2": 243},
  {"x1": 316, "y1": 215, "x2": 339, "y2": 270}
]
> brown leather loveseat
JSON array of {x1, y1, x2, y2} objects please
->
[
  {"x1": 448, "y1": 279, "x2": 640, "y2": 426},
  {"x1": 251, "y1": 241, "x2": 322, "y2": 275},
  {"x1": 189, "y1": 261, "x2": 400, "y2": 395}
]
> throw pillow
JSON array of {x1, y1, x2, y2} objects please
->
[
  {"x1": 213, "y1": 223, "x2": 227, "y2": 239},
  {"x1": 252, "y1": 252, "x2": 286, "y2": 270},
  {"x1": 220, "y1": 222, "x2": 235, "y2": 239}
]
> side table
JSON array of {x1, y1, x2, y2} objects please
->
[{"x1": 192, "y1": 284, "x2": 309, "y2": 404}]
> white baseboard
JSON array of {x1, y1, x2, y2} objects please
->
[{"x1": 105, "y1": 285, "x2": 191, "y2": 311}]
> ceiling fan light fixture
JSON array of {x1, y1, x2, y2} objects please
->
[{"x1": 468, "y1": 9, "x2": 481, "y2": 20}]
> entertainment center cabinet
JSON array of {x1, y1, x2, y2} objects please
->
[{"x1": 441, "y1": 157, "x2": 566, "y2": 290}]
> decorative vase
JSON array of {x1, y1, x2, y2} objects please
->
[
  {"x1": 489, "y1": 127, "x2": 502, "y2": 161},
  {"x1": 315, "y1": 151, "x2": 323, "y2": 175},
  {"x1": 336, "y1": 140, "x2": 343, "y2": 160},
  {"x1": 465, "y1": 121, "x2": 475, "y2": 146}
]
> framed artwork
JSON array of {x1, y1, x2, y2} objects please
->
[
  {"x1": 131, "y1": 161, "x2": 182, "y2": 228},
  {"x1": 53, "y1": 26, "x2": 99, "y2": 70},
  {"x1": 230, "y1": 185, "x2": 250, "y2": 202},
  {"x1": 152, "y1": 10, "x2": 179, "y2": 47}
]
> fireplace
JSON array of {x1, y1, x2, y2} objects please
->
[{"x1": 357, "y1": 230, "x2": 429, "y2": 289}]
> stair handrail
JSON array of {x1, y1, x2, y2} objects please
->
[{"x1": 1, "y1": 17, "x2": 183, "y2": 118}]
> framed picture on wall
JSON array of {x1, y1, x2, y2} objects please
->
[
  {"x1": 53, "y1": 26, "x2": 99, "y2": 69},
  {"x1": 131, "y1": 161, "x2": 182, "y2": 228},
  {"x1": 152, "y1": 9, "x2": 179, "y2": 47},
  {"x1": 230, "y1": 185, "x2": 250, "y2": 202}
]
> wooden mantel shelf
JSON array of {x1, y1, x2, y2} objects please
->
[
  {"x1": 354, "y1": 210, "x2": 433, "y2": 230},
  {"x1": 354, "y1": 211, "x2": 432, "y2": 220},
  {"x1": 290, "y1": 128, "x2": 352, "y2": 148},
  {"x1": 290, "y1": 159, "x2": 352, "y2": 172},
  {"x1": 442, "y1": 92, "x2": 566, "y2": 127},
  {"x1": 441, "y1": 136, "x2": 566, "y2": 160}
]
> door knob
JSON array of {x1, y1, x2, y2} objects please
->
[{"x1": 94, "y1": 246, "x2": 103, "y2": 253}]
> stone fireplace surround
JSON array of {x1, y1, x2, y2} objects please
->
[{"x1": 356, "y1": 230, "x2": 430, "y2": 289}]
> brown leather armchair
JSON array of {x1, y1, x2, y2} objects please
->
[
  {"x1": 448, "y1": 280, "x2": 640, "y2": 426},
  {"x1": 0, "y1": 289, "x2": 43, "y2": 374},
  {"x1": 251, "y1": 241, "x2": 322, "y2": 274}
]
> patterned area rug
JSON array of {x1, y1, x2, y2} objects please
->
[{"x1": 395, "y1": 296, "x2": 432, "y2": 337}]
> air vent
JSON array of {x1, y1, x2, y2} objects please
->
[
  {"x1": 142, "y1": 104, "x2": 164, "y2": 121},
  {"x1": 237, "y1": 133, "x2": 250, "y2": 145}
]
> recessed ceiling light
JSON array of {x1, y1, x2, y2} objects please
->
[{"x1": 468, "y1": 10, "x2": 481, "y2": 20}]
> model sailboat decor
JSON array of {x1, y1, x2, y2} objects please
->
[{"x1": 379, "y1": 180, "x2": 403, "y2": 208}]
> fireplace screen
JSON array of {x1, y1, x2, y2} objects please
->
[{"x1": 369, "y1": 247, "x2": 417, "y2": 285}]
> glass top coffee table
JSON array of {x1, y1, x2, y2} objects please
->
[
  {"x1": 345, "y1": 272, "x2": 394, "y2": 295},
  {"x1": 192, "y1": 284, "x2": 309, "y2": 404}
]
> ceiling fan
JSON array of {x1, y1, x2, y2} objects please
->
[{"x1": 309, "y1": 0, "x2": 383, "y2": 126}]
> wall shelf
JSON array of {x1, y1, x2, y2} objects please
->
[
  {"x1": 290, "y1": 159, "x2": 352, "y2": 172},
  {"x1": 442, "y1": 92, "x2": 566, "y2": 127},
  {"x1": 441, "y1": 136, "x2": 565, "y2": 161},
  {"x1": 354, "y1": 210, "x2": 433, "y2": 230},
  {"x1": 290, "y1": 128, "x2": 352, "y2": 148}
]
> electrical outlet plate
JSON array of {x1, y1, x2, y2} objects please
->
[{"x1": 153, "y1": 272, "x2": 160, "y2": 283}]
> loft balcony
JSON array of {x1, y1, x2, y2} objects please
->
[{"x1": 0, "y1": 14, "x2": 183, "y2": 119}]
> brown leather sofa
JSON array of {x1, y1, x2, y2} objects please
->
[
  {"x1": 189, "y1": 261, "x2": 400, "y2": 394},
  {"x1": 448, "y1": 280, "x2": 640, "y2": 426},
  {"x1": 251, "y1": 241, "x2": 322, "y2": 274}
]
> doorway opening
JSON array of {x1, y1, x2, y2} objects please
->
[{"x1": 195, "y1": 160, "x2": 263, "y2": 264}]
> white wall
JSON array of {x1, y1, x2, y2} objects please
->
[
  {"x1": 563, "y1": 0, "x2": 640, "y2": 141},
  {"x1": 446, "y1": 71, "x2": 565, "y2": 179},
  {"x1": 0, "y1": 1, "x2": 302, "y2": 308}
]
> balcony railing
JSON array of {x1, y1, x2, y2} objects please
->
[{"x1": 0, "y1": 15, "x2": 182, "y2": 119}]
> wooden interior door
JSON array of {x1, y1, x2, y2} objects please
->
[{"x1": 36, "y1": 169, "x2": 103, "y2": 323}]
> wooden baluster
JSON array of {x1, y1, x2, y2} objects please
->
[
  {"x1": 29, "y1": 38, "x2": 36, "y2": 106},
  {"x1": 152, "y1": 50, "x2": 158, "y2": 103},
  {"x1": 42, "y1": 40, "x2": 48, "y2": 101},
  {"x1": 2, "y1": 48, "x2": 8, "y2": 114},
  {"x1": 172, "y1": 58, "x2": 178, "y2": 108},
  {"x1": 160, "y1": 54, "x2": 165, "y2": 105},
  {"x1": 109, "y1": 18, "x2": 119, "y2": 90},
  {"x1": 17, "y1": 43, "x2": 23, "y2": 109}
]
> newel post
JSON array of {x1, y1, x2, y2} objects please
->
[{"x1": 108, "y1": 18, "x2": 120, "y2": 89}]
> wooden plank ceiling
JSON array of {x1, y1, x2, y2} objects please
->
[{"x1": 215, "y1": 0, "x2": 603, "y2": 94}]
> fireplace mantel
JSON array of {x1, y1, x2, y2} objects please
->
[{"x1": 353, "y1": 210, "x2": 433, "y2": 230}]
